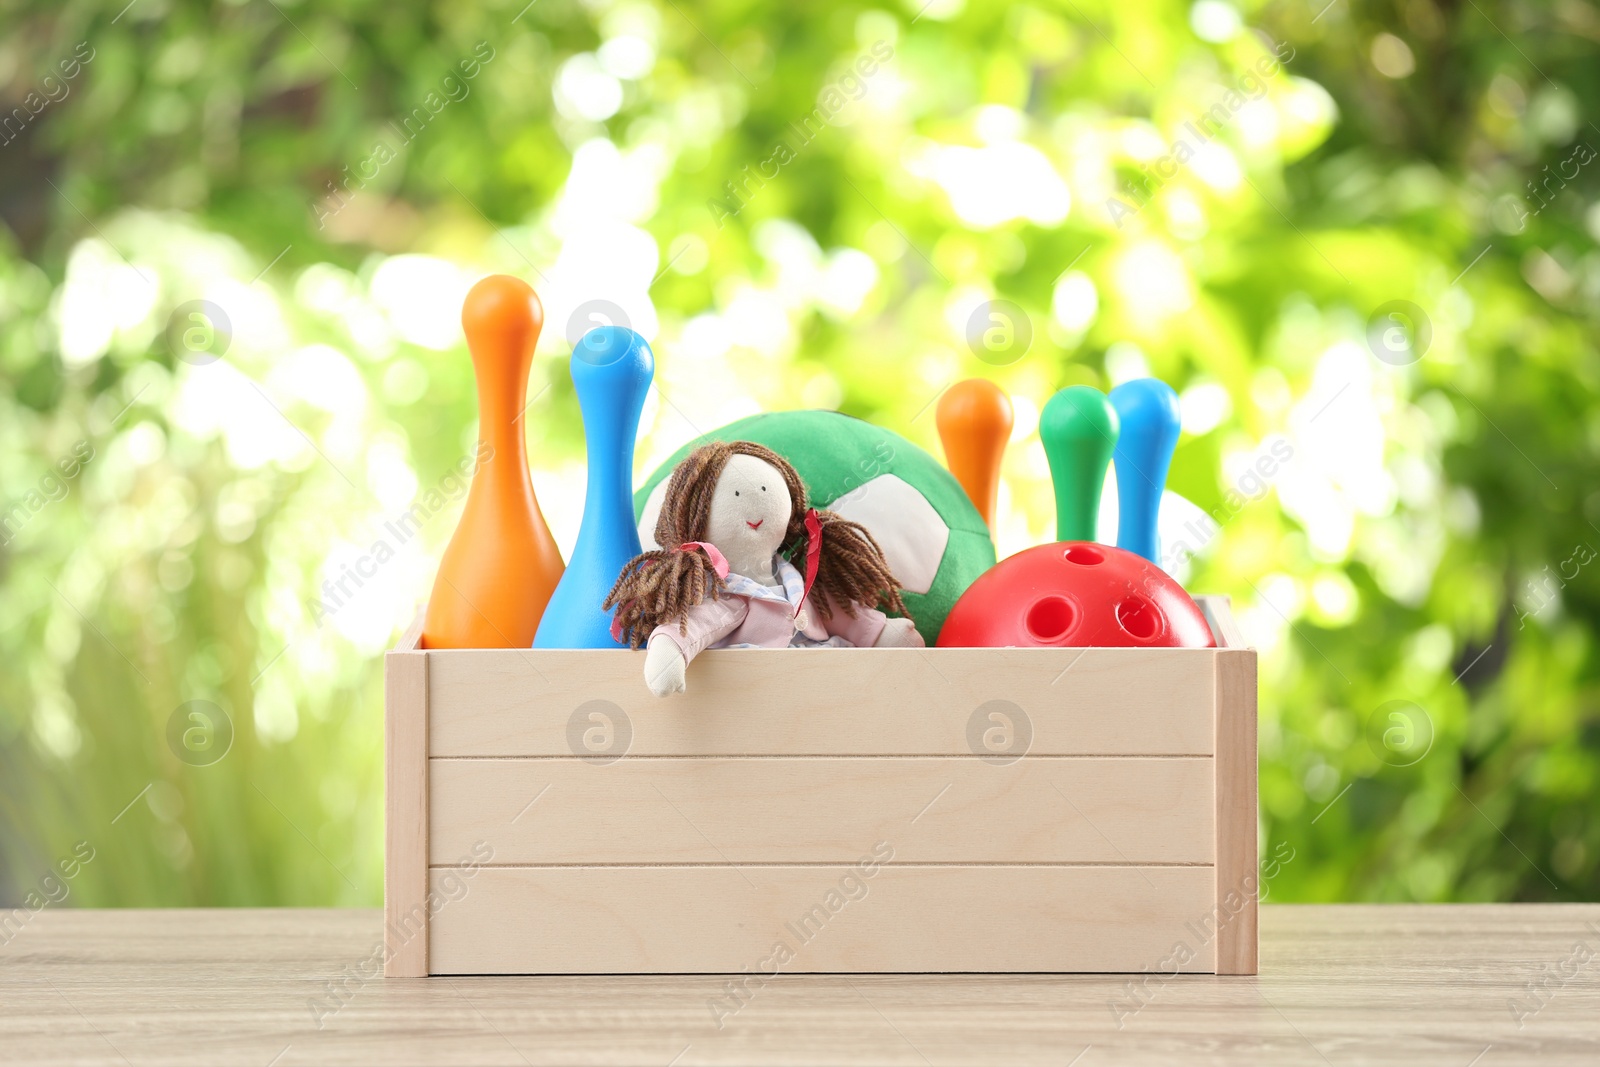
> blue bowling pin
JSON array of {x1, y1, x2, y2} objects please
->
[
  {"x1": 1109, "y1": 378, "x2": 1181, "y2": 566},
  {"x1": 533, "y1": 326, "x2": 654, "y2": 648}
]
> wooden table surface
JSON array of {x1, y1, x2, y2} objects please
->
[{"x1": 2, "y1": 905, "x2": 1597, "y2": 1065}]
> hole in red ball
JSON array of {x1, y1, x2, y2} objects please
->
[
  {"x1": 1062, "y1": 544, "x2": 1105, "y2": 566},
  {"x1": 1025, "y1": 596, "x2": 1078, "y2": 643},
  {"x1": 1115, "y1": 595, "x2": 1163, "y2": 641}
]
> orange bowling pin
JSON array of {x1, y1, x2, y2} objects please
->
[
  {"x1": 936, "y1": 379, "x2": 1013, "y2": 532},
  {"x1": 422, "y1": 276, "x2": 565, "y2": 648}
]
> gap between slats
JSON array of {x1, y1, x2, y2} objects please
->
[
  {"x1": 429, "y1": 861, "x2": 1218, "y2": 869},
  {"x1": 428, "y1": 753, "x2": 1216, "y2": 760}
]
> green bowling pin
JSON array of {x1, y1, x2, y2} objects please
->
[{"x1": 1039, "y1": 385, "x2": 1119, "y2": 542}]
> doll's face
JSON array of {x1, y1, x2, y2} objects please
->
[{"x1": 705, "y1": 454, "x2": 791, "y2": 565}]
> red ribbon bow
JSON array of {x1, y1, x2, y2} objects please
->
[
  {"x1": 798, "y1": 508, "x2": 822, "y2": 616},
  {"x1": 678, "y1": 540, "x2": 730, "y2": 579}
]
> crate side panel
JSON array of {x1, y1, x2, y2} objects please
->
[
  {"x1": 1196, "y1": 596, "x2": 1247, "y2": 649},
  {"x1": 429, "y1": 756, "x2": 1215, "y2": 865},
  {"x1": 428, "y1": 865, "x2": 1217, "y2": 974},
  {"x1": 1214, "y1": 648, "x2": 1259, "y2": 975},
  {"x1": 384, "y1": 651, "x2": 429, "y2": 977},
  {"x1": 428, "y1": 648, "x2": 1215, "y2": 757}
]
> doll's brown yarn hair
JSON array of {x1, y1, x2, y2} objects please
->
[{"x1": 603, "y1": 440, "x2": 911, "y2": 649}]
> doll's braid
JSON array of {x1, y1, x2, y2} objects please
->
[
  {"x1": 800, "y1": 510, "x2": 910, "y2": 622},
  {"x1": 603, "y1": 440, "x2": 735, "y2": 649}
]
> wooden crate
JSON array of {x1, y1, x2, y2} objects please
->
[{"x1": 384, "y1": 597, "x2": 1257, "y2": 976}]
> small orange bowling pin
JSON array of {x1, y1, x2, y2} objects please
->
[
  {"x1": 936, "y1": 379, "x2": 1013, "y2": 532},
  {"x1": 422, "y1": 276, "x2": 565, "y2": 649}
]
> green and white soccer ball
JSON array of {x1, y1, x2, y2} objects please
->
[{"x1": 633, "y1": 410, "x2": 996, "y2": 644}]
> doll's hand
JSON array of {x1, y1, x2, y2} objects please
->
[
  {"x1": 873, "y1": 618, "x2": 924, "y2": 648},
  {"x1": 644, "y1": 638, "x2": 687, "y2": 698}
]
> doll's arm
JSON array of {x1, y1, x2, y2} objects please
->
[
  {"x1": 815, "y1": 593, "x2": 923, "y2": 648},
  {"x1": 873, "y1": 617, "x2": 923, "y2": 647},
  {"x1": 643, "y1": 640, "x2": 688, "y2": 697},
  {"x1": 643, "y1": 597, "x2": 747, "y2": 697}
]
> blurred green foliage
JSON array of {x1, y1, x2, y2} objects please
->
[{"x1": 1, "y1": 0, "x2": 1596, "y2": 908}]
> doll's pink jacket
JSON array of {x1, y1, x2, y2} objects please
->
[{"x1": 647, "y1": 556, "x2": 895, "y2": 661}]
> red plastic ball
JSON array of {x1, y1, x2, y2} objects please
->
[{"x1": 935, "y1": 541, "x2": 1216, "y2": 648}]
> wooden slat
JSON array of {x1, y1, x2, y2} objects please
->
[
  {"x1": 428, "y1": 865, "x2": 1218, "y2": 974},
  {"x1": 1213, "y1": 648, "x2": 1258, "y2": 975},
  {"x1": 384, "y1": 651, "x2": 429, "y2": 977},
  {"x1": 396, "y1": 607, "x2": 425, "y2": 651},
  {"x1": 428, "y1": 647, "x2": 1217, "y2": 757},
  {"x1": 1197, "y1": 596, "x2": 1247, "y2": 650},
  {"x1": 428, "y1": 756, "x2": 1215, "y2": 865}
]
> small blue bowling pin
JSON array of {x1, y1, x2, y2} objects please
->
[
  {"x1": 1109, "y1": 378, "x2": 1181, "y2": 566},
  {"x1": 533, "y1": 326, "x2": 654, "y2": 648}
]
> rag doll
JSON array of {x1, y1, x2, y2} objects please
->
[{"x1": 604, "y1": 440, "x2": 924, "y2": 697}]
